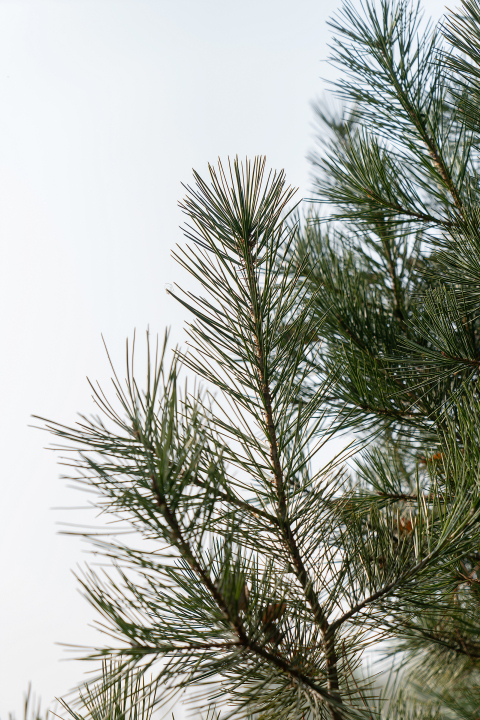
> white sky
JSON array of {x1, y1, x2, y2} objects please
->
[{"x1": 0, "y1": 0, "x2": 447, "y2": 716}]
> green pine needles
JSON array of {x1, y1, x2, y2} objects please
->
[{"x1": 37, "y1": 0, "x2": 480, "y2": 718}]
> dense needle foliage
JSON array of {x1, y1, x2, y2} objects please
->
[{"x1": 33, "y1": 0, "x2": 480, "y2": 718}]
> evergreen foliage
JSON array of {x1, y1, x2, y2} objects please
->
[
  {"x1": 31, "y1": 0, "x2": 480, "y2": 717},
  {"x1": 295, "y1": 0, "x2": 480, "y2": 713}
]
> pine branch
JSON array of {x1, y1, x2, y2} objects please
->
[{"x1": 240, "y1": 235, "x2": 343, "y2": 716}]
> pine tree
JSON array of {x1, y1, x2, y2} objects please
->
[{"x1": 37, "y1": 0, "x2": 480, "y2": 718}]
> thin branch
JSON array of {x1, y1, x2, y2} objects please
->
[{"x1": 329, "y1": 548, "x2": 440, "y2": 634}]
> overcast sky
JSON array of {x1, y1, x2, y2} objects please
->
[{"x1": 0, "y1": 0, "x2": 447, "y2": 716}]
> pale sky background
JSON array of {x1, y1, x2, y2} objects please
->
[{"x1": 0, "y1": 0, "x2": 447, "y2": 716}]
